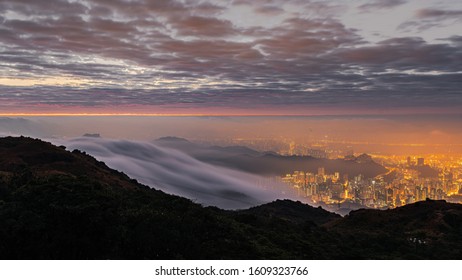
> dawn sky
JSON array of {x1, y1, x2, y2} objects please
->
[{"x1": 0, "y1": 0, "x2": 461, "y2": 115}]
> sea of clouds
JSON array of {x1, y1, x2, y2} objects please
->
[{"x1": 0, "y1": 118, "x2": 294, "y2": 209}]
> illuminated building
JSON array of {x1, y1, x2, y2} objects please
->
[
  {"x1": 415, "y1": 186, "x2": 428, "y2": 201},
  {"x1": 278, "y1": 151, "x2": 462, "y2": 210},
  {"x1": 407, "y1": 156, "x2": 412, "y2": 166}
]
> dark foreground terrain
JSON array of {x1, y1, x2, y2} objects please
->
[{"x1": 0, "y1": 137, "x2": 461, "y2": 259}]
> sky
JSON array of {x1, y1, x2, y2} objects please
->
[{"x1": 0, "y1": 0, "x2": 461, "y2": 115}]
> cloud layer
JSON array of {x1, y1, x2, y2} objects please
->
[
  {"x1": 51, "y1": 136, "x2": 293, "y2": 209},
  {"x1": 0, "y1": 0, "x2": 461, "y2": 114}
]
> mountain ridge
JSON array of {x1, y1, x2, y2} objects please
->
[
  {"x1": 154, "y1": 136, "x2": 387, "y2": 178},
  {"x1": 1, "y1": 136, "x2": 461, "y2": 259}
]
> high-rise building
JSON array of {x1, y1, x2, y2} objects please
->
[
  {"x1": 417, "y1": 158, "x2": 425, "y2": 166},
  {"x1": 386, "y1": 188, "x2": 394, "y2": 205},
  {"x1": 310, "y1": 183, "x2": 317, "y2": 195},
  {"x1": 318, "y1": 167, "x2": 325, "y2": 176},
  {"x1": 415, "y1": 186, "x2": 428, "y2": 201}
]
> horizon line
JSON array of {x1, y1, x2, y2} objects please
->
[{"x1": 1, "y1": 112, "x2": 462, "y2": 117}]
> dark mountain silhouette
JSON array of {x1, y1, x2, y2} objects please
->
[
  {"x1": 0, "y1": 136, "x2": 342, "y2": 259},
  {"x1": 0, "y1": 137, "x2": 461, "y2": 259},
  {"x1": 411, "y1": 165, "x2": 439, "y2": 178},
  {"x1": 382, "y1": 165, "x2": 438, "y2": 184},
  {"x1": 155, "y1": 137, "x2": 387, "y2": 178},
  {"x1": 325, "y1": 199, "x2": 462, "y2": 259},
  {"x1": 240, "y1": 200, "x2": 341, "y2": 226}
]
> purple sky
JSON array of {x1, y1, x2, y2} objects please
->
[{"x1": 0, "y1": 0, "x2": 461, "y2": 115}]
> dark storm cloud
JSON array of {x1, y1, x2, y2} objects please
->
[
  {"x1": 254, "y1": 5, "x2": 285, "y2": 15},
  {"x1": 170, "y1": 16, "x2": 237, "y2": 37},
  {"x1": 232, "y1": 0, "x2": 344, "y2": 13},
  {"x1": 336, "y1": 37, "x2": 462, "y2": 72},
  {"x1": 358, "y1": 0, "x2": 407, "y2": 11},
  {"x1": 253, "y1": 17, "x2": 361, "y2": 60},
  {"x1": 444, "y1": 35, "x2": 462, "y2": 46},
  {"x1": 416, "y1": 8, "x2": 462, "y2": 19},
  {"x1": 399, "y1": 8, "x2": 462, "y2": 32},
  {"x1": 0, "y1": 0, "x2": 87, "y2": 17},
  {"x1": 0, "y1": 0, "x2": 461, "y2": 113}
]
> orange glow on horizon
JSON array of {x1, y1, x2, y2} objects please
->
[{"x1": 0, "y1": 112, "x2": 339, "y2": 117}]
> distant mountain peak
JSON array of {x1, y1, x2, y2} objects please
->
[
  {"x1": 82, "y1": 133, "x2": 101, "y2": 138},
  {"x1": 240, "y1": 199, "x2": 341, "y2": 226},
  {"x1": 344, "y1": 153, "x2": 373, "y2": 163},
  {"x1": 155, "y1": 136, "x2": 190, "y2": 142},
  {"x1": 355, "y1": 153, "x2": 373, "y2": 163}
]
